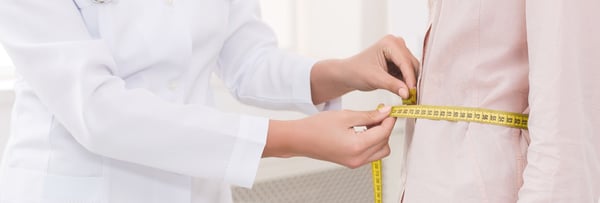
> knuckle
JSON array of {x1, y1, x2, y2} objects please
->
[
  {"x1": 382, "y1": 35, "x2": 405, "y2": 46},
  {"x1": 367, "y1": 111, "x2": 379, "y2": 121},
  {"x1": 383, "y1": 146, "x2": 391, "y2": 157},
  {"x1": 381, "y1": 34, "x2": 396, "y2": 44},
  {"x1": 383, "y1": 34, "x2": 395, "y2": 40},
  {"x1": 395, "y1": 36, "x2": 406, "y2": 44}
]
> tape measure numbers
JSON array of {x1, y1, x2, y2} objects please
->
[
  {"x1": 371, "y1": 159, "x2": 383, "y2": 203},
  {"x1": 370, "y1": 89, "x2": 528, "y2": 203},
  {"x1": 389, "y1": 105, "x2": 528, "y2": 129}
]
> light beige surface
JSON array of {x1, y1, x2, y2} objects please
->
[{"x1": 234, "y1": 123, "x2": 406, "y2": 203}]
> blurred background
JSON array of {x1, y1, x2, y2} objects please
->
[{"x1": 0, "y1": 0, "x2": 428, "y2": 202}]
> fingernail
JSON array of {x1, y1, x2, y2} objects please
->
[
  {"x1": 378, "y1": 105, "x2": 391, "y2": 113},
  {"x1": 398, "y1": 87, "x2": 408, "y2": 98}
]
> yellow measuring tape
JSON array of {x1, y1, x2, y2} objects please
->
[{"x1": 370, "y1": 89, "x2": 528, "y2": 203}]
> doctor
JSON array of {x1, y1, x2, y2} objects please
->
[{"x1": 0, "y1": 0, "x2": 418, "y2": 202}]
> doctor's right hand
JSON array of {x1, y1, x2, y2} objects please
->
[
  {"x1": 310, "y1": 35, "x2": 419, "y2": 105},
  {"x1": 263, "y1": 106, "x2": 395, "y2": 168}
]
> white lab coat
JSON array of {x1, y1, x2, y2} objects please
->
[{"x1": 0, "y1": 0, "x2": 337, "y2": 202}]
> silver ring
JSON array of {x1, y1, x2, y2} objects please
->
[{"x1": 353, "y1": 126, "x2": 367, "y2": 133}]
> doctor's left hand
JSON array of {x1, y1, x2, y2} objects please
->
[
  {"x1": 264, "y1": 106, "x2": 395, "y2": 169},
  {"x1": 310, "y1": 35, "x2": 419, "y2": 104}
]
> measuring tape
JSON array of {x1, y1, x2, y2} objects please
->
[{"x1": 370, "y1": 89, "x2": 528, "y2": 203}]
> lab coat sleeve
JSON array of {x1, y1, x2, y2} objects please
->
[
  {"x1": 520, "y1": 0, "x2": 600, "y2": 202},
  {"x1": 0, "y1": 0, "x2": 264, "y2": 188},
  {"x1": 216, "y1": 0, "x2": 341, "y2": 114}
]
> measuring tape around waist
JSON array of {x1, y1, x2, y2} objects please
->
[
  {"x1": 370, "y1": 89, "x2": 528, "y2": 203},
  {"x1": 388, "y1": 105, "x2": 529, "y2": 129}
]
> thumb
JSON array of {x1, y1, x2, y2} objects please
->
[
  {"x1": 349, "y1": 106, "x2": 392, "y2": 127},
  {"x1": 378, "y1": 71, "x2": 410, "y2": 99}
]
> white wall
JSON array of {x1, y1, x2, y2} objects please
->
[
  {"x1": 0, "y1": 88, "x2": 13, "y2": 160},
  {"x1": 387, "y1": 0, "x2": 429, "y2": 59}
]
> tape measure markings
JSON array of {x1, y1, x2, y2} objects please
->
[
  {"x1": 371, "y1": 89, "x2": 528, "y2": 202},
  {"x1": 371, "y1": 160, "x2": 382, "y2": 203},
  {"x1": 390, "y1": 105, "x2": 528, "y2": 129}
]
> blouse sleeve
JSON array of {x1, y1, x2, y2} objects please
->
[{"x1": 519, "y1": 0, "x2": 600, "y2": 201}]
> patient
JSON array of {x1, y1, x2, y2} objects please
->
[{"x1": 399, "y1": 0, "x2": 600, "y2": 202}]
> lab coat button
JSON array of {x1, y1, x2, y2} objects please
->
[{"x1": 168, "y1": 81, "x2": 179, "y2": 91}]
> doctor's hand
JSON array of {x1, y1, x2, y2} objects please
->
[
  {"x1": 263, "y1": 106, "x2": 395, "y2": 168},
  {"x1": 310, "y1": 35, "x2": 419, "y2": 104}
]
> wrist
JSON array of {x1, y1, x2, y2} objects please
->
[
  {"x1": 311, "y1": 59, "x2": 352, "y2": 104},
  {"x1": 264, "y1": 119, "x2": 301, "y2": 158}
]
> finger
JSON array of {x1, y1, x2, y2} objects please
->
[
  {"x1": 360, "y1": 116, "x2": 396, "y2": 148},
  {"x1": 365, "y1": 144, "x2": 392, "y2": 163},
  {"x1": 384, "y1": 38, "x2": 418, "y2": 89},
  {"x1": 364, "y1": 104, "x2": 393, "y2": 129},
  {"x1": 347, "y1": 106, "x2": 393, "y2": 127},
  {"x1": 377, "y1": 69, "x2": 410, "y2": 99},
  {"x1": 386, "y1": 60, "x2": 404, "y2": 81},
  {"x1": 362, "y1": 120, "x2": 394, "y2": 162},
  {"x1": 345, "y1": 129, "x2": 391, "y2": 168},
  {"x1": 348, "y1": 141, "x2": 388, "y2": 167},
  {"x1": 411, "y1": 56, "x2": 421, "y2": 78},
  {"x1": 362, "y1": 136, "x2": 389, "y2": 157},
  {"x1": 389, "y1": 49, "x2": 417, "y2": 89}
]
